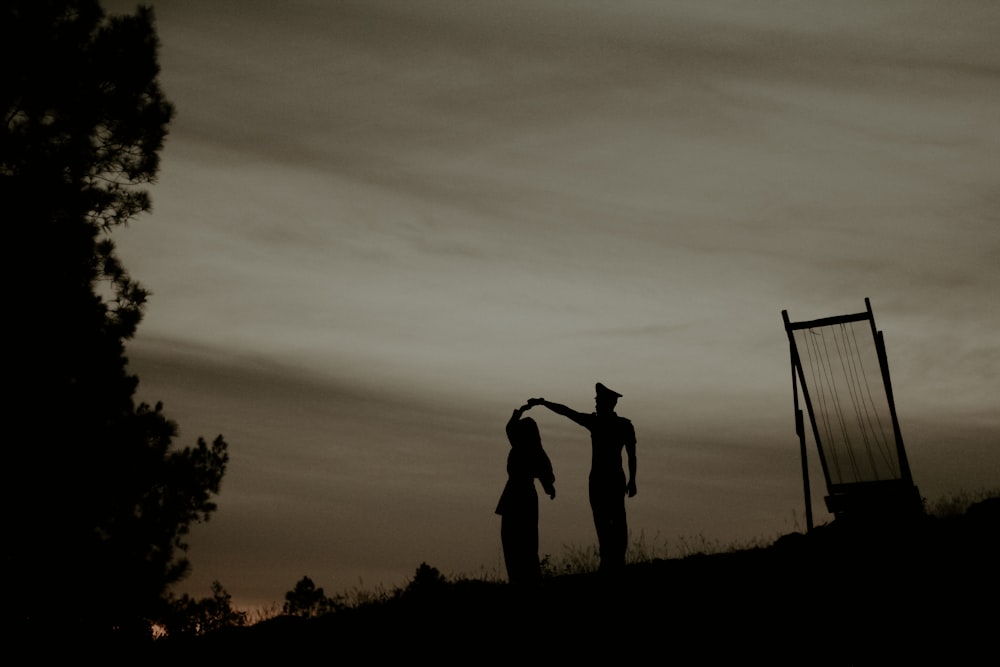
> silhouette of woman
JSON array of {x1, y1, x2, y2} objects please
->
[{"x1": 495, "y1": 403, "x2": 556, "y2": 587}]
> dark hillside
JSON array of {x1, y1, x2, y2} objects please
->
[{"x1": 144, "y1": 498, "x2": 998, "y2": 664}]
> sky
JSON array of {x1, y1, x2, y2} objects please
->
[{"x1": 104, "y1": 0, "x2": 999, "y2": 610}]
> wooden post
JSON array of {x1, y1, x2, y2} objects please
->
[{"x1": 784, "y1": 309, "x2": 814, "y2": 532}]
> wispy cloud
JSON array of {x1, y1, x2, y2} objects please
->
[{"x1": 107, "y1": 0, "x2": 1000, "y2": 606}]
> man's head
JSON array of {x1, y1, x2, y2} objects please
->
[{"x1": 595, "y1": 382, "x2": 622, "y2": 414}]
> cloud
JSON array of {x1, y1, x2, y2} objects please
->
[{"x1": 103, "y1": 0, "x2": 1000, "y2": 607}]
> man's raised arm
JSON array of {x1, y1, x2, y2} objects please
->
[{"x1": 527, "y1": 398, "x2": 589, "y2": 427}]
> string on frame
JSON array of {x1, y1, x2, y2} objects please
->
[{"x1": 796, "y1": 321, "x2": 899, "y2": 484}]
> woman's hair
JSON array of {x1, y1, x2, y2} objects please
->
[{"x1": 515, "y1": 417, "x2": 541, "y2": 447}]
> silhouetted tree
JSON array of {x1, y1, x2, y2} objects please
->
[
  {"x1": 283, "y1": 576, "x2": 340, "y2": 618},
  {"x1": 2, "y1": 0, "x2": 228, "y2": 640},
  {"x1": 161, "y1": 581, "x2": 247, "y2": 638},
  {"x1": 404, "y1": 563, "x2": 449, "y2": 598}
]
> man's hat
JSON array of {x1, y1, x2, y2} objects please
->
[{"x1": 596, "y1": 382, "x2": 622, "y2": 400}]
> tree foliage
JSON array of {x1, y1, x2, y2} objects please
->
[
  {"x1": 283, "y1": 576, "x2": 342, "y2": 618},
  {"x1": 2, "y1": 0, "x2": 228, "y2": 639},
  {"x1": 161, "y1": 581, "x2": 248, "y2": 638},
  {"x1": 404, "y1": 563, "x2": 449, "y2": 597}
]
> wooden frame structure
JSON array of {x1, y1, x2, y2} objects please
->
[{"x1": 782, "y1": 298, "x2": 922, "y2": 529}]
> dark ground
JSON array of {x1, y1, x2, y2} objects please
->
[{"x1": 103, "y1": 498, "x2": 1000, "y2": 664}]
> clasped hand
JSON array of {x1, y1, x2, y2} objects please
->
[{"x1": 515, "y1": 398, "x2": 544, "y2": 412}]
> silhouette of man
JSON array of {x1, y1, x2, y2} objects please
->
[{"x1": 529, "y1": 383, "x2": 637, "y2": 573}]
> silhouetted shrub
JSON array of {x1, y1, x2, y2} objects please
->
[
  {"x1": 404, "y1": 563, "x2": 449, "y2": 598},
  {"x1": 161, "y1": 582, "x2": 247, "y2": 638}
]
